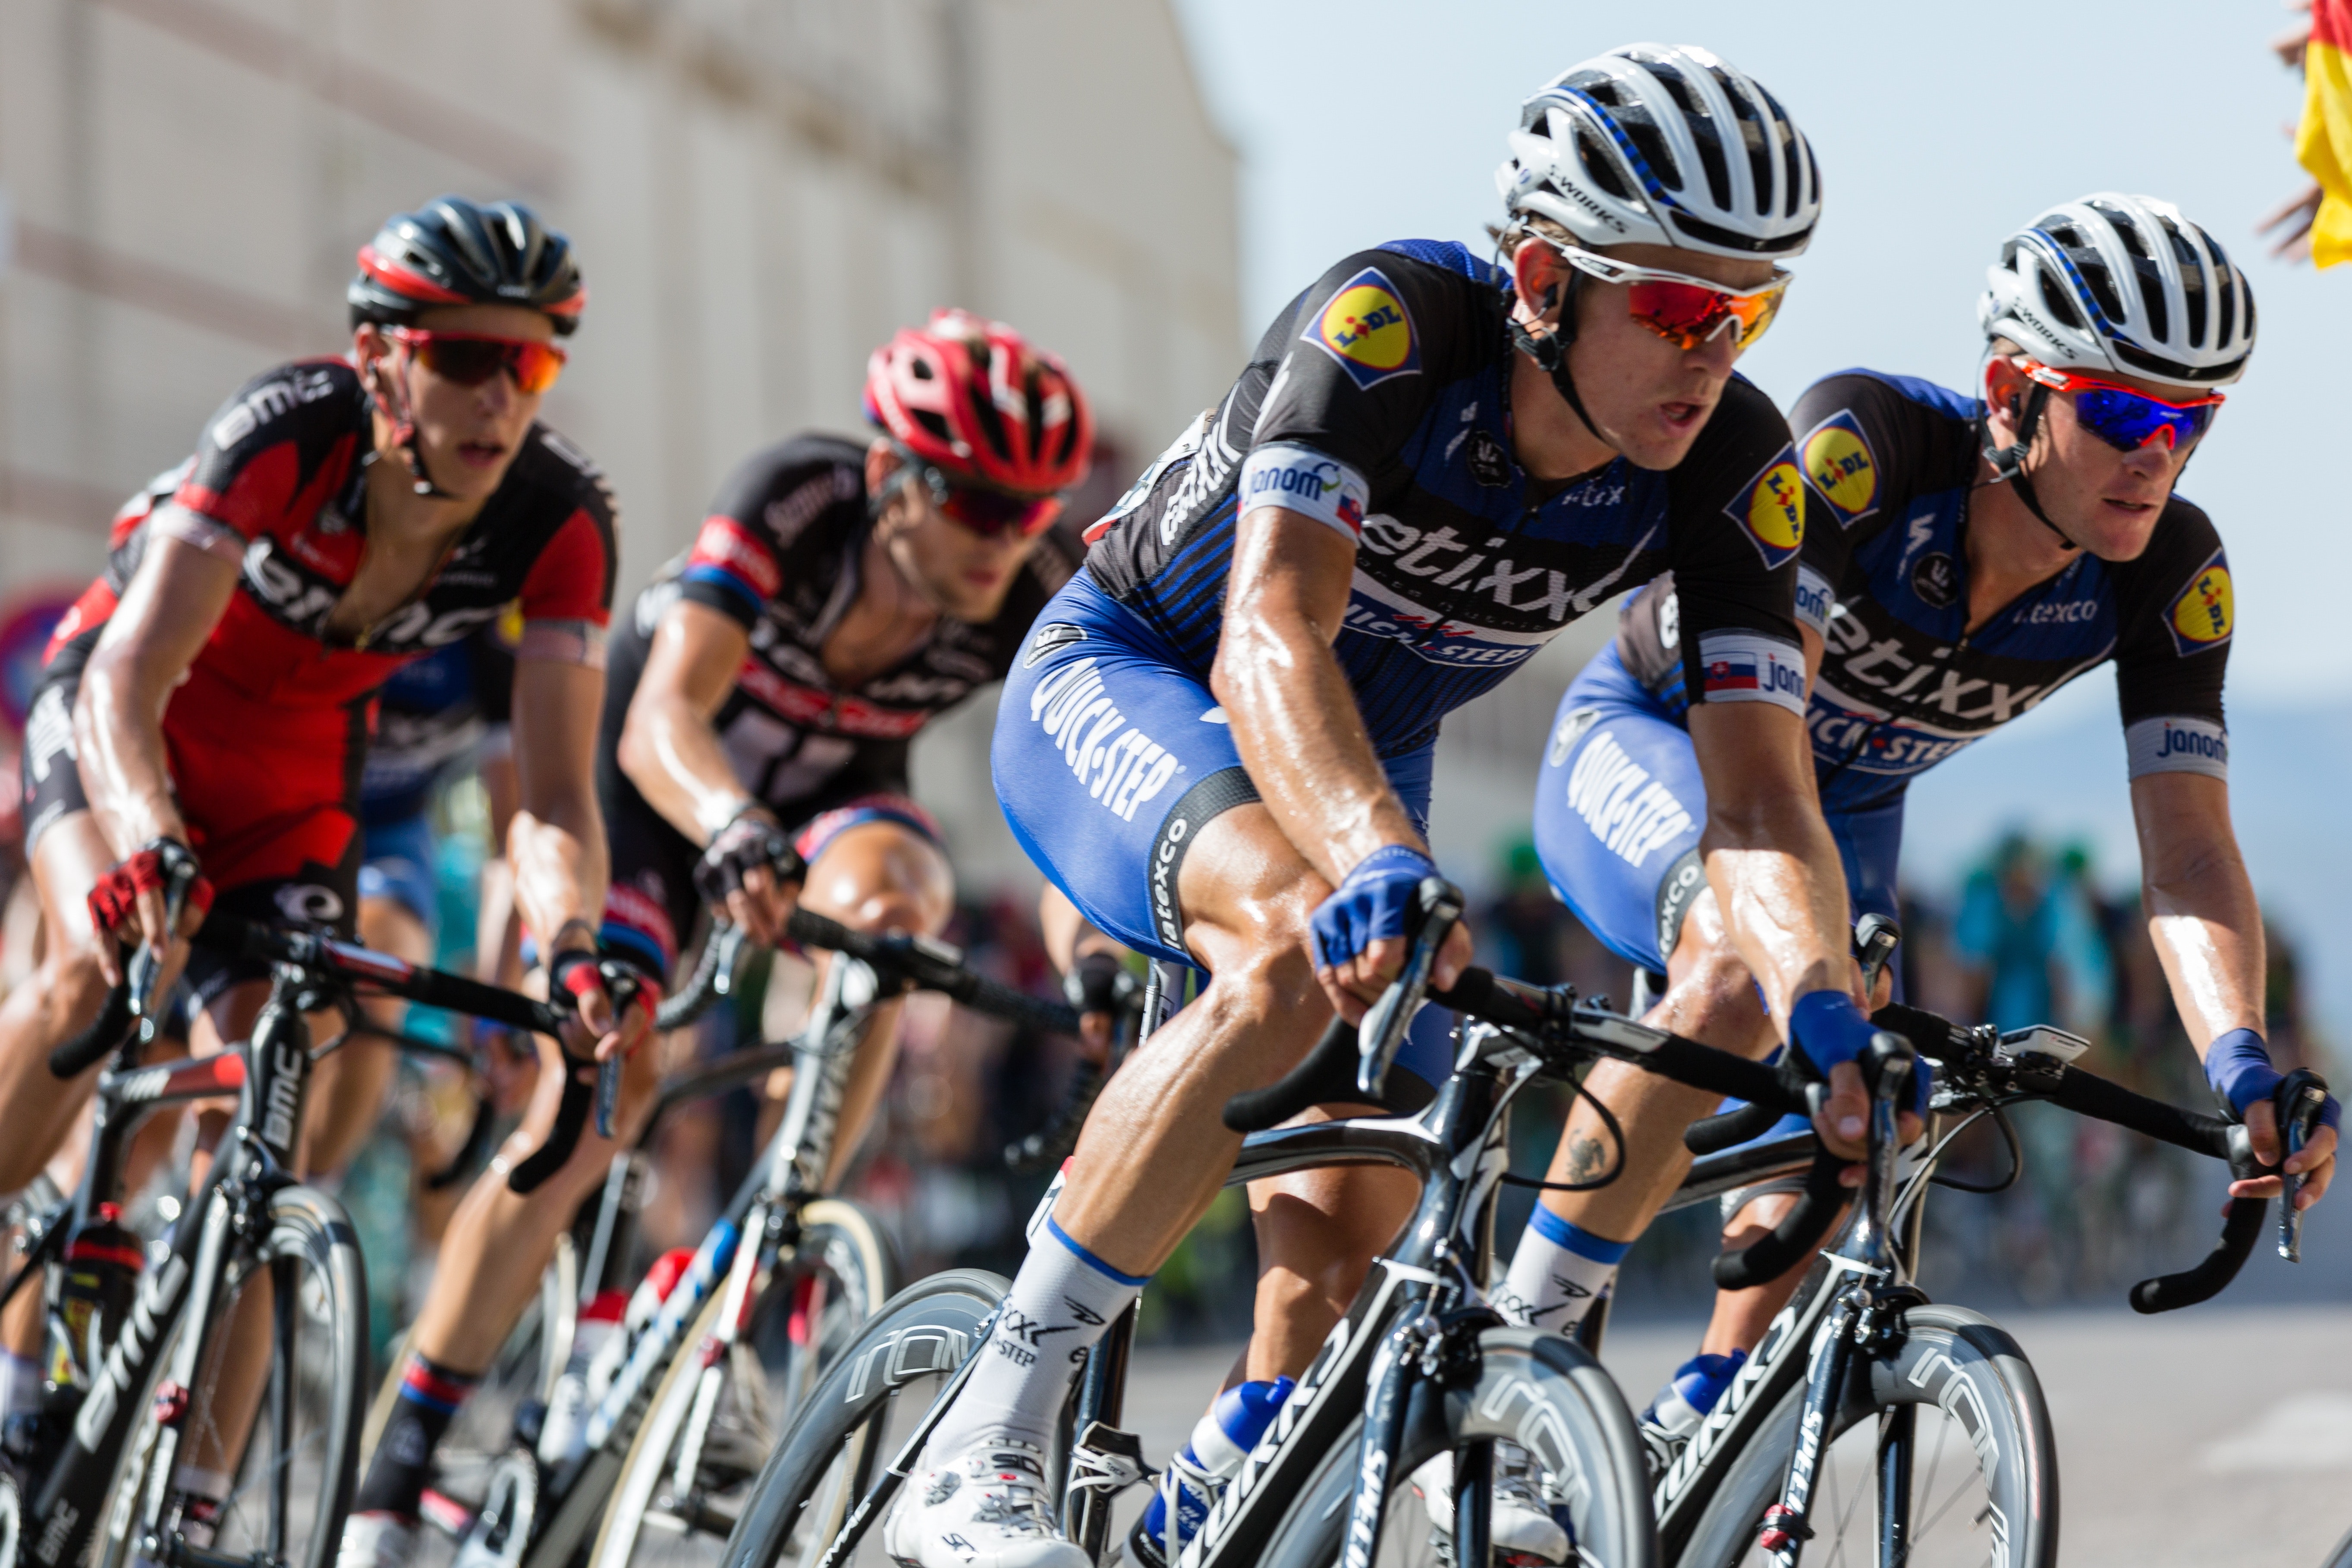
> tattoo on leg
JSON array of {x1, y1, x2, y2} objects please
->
[{"x1": 1566, "y1": 1134, "x2": 1608, "y2": 1185}]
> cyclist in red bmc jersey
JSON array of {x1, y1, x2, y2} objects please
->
[
  {"x1": 0, "y1": 198, "x2": 653, "y2": 1551},
  {"x1": 337, "y1": 310, "x2": 1099, "y2": 1568}
]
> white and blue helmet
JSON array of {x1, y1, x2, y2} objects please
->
[
  {"x1": 1497, "y1": 44, "x2": 1821, "y2": 260},
  {"x1": 1980, "y1": 194, "x2": 2255, "y2": 390}
]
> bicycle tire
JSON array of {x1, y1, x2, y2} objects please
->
[
  {"x1": 1673, "y1": 1304, "x2": 2056, "y2": 1568},
  {"x1": 1252, "y1": 1327, "x2": 1657, "y2": 1568},
  {"x1": 591, "y1": 1200, "x2": 899, "y2": 1568},
  {"x1": 717, "y1": 1270, "x2": 1008, "y2": 1568},
  {"x1": 93, "y1": 1185, "x2": 368, "y2": 1568}
]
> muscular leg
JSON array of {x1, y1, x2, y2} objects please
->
[
  {"x1": 295, "y1": 895, "x2": 425, "y2": 1179},
  {"x1": 1500, "y1": 891, "x2": 1777, "y2": 1329}
]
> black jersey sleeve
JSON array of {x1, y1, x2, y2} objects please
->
[
  {"x1": 2112, "y1": 498, "x2": 2233, "y2": 780},
  {"x1": 165, "y1": 359, "x2": 364, "y2": 562},
  {"x1": 1237, "y1": 249, "x2": 1490, "y2": 543},
  {"x1": 676, "y1": 437, "x2": 868, "y2": 627},
  {"x1": 1787, "y1": 371, "x2": 1972, "y2": 636},
  {"x1": 1662, "y1": 375, "x2": 1807, "y2": 713}
]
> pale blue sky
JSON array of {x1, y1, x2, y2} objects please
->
[{"x1": 1169, "y1": 0, "x2": 2348, "y2": 704}]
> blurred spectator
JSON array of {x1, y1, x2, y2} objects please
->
[
  {"x1": 1954, "y1": 833, "x2": 2063, "y2": 1031},
  {"x1": 2264, "y1": 0, "x2": 2352, "y2": 265}
]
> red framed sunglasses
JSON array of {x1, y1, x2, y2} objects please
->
[
  {"x1": 896, "y1": 449, "x2": 1063, "y2": 538},
  {"x1": 389, "y1": 328, "x2": 568, "y2": 396},
  {"x1": 2020, "y1": 361, "x2": 2223, "y2": 453}
]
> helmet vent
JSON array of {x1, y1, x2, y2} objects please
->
[
  {"x1": 2074, "y1": 257, "x2": 2128, "y2": 331},
  {"x1": 1576, "y1": 131, "x2": 1632, "y2": 201},
  {"x1": 1640, "y1": 58, "x2": 1727, "y2": 210},
  {"x1": 2093, "y1": 201, "x2": 2150, "y2": 260},
  {"x1": 1619, "y1": 113, "x2": 1682, "y2": 192},
  {"x1": 914, "y1": 409, "x2": 953, "y2": 443},
  {"x1": 2037, "y1": 271, "x2": 2085, "y2": 331},
  {"x1": 2214, "y1": 257, "x2": 2236, "y2": 348}
]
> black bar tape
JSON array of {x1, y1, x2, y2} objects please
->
[{"x1": 508, "y1": 1064, "x2": 594, "y2": 1194}]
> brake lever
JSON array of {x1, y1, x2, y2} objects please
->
[
  {"x1": 2274, "y1": 1068, "x2": 2330, "y2": 1262},
  {"x1": 1355, "y1": 877, "x2": 1462, "y2": 1099},
  {"x1": 592, "y1": 961, "x2": 646, "y2": 1141},
  {"x1": 130, "y1": 856, "x2": 204, "y2": 1045}
]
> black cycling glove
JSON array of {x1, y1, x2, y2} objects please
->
[{"x1": 694, "y1": 805, "x2": 806, "y2": 909}]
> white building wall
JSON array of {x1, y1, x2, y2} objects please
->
[{"x1": 0, "y1": 0, "x2": 1239, "y2": 889}]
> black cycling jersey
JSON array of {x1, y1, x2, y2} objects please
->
[
  {"x1": 1616, "y1": 370, "x2": 2233, "y2": 814},
  {"x1": 1081, "y1": 239, "x2": 1809, "y2": 755}
]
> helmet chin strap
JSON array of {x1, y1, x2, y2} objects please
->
[
  {"x1": 1505, "y1": 271, "x2": 1606, "y2": 444},
  {"x1": 1978, "y1": 382, "x2": 2078, "y2": 552},
  {"x1": 368, "y1": 343, "x2": 458, "y2": 500}
]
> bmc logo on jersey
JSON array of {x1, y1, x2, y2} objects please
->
[
  {"x1": 1305, "y1": 268, "x2": 1421, "y2": 390},
  {"x1": 1725, "y1": 451, "x2": 1805, "y2": 570},
  {"x1": 1799, "y1": 411, "x2": 1878, "y2": 527},
  {"x1": 2166, "y1": 551, "x2": 2233, "y2": 655}
]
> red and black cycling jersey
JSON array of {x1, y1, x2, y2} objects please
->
[
  {"x1": 30, "y1": 357, "x2": 616, "y2": 885},
  {"x1": 1080, "y1": 239, "x2": 1809, "y2": 755},
  {"x1": 1621, "y1": 370, "x2": 2232, "y2": 814},
  {"x1": 603, "y1": 432, "x2": 1077, "y2": 814}
]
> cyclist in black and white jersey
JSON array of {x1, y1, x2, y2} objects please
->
[
  {"x1": 892, "y1": 47, "x2": 1910, "y2": 1568},
  {"x1": 1522, "y1": 194, "x2": 2339, "y2": 1464}
]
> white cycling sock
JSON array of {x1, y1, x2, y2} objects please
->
[
  {"x1": 924, "y1": 1216, "x2": 1143, "y2": 1459},
  {"x1": 1496, "y1": 1206, "x2": 1630, "y2": 1331}
]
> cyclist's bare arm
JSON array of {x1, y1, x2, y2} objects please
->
[
  {"x1": 2134, "y1": 770, "x2": 2333, "y2": 1203},
  {"x1": 1211, "y1": 504, "x2": 1469, "y2": 1015},
  {"x1": 615, "y1": 597, "x2": 798, "y2": 942},
  {"x1": 73, "y1": 536, "x2": 240, "y2": 977},
  {"x1": 508, "y1": 657, "x2": 632, "y2": 1053}
]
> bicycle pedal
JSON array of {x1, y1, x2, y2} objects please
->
[{"x1": 1071, "y1": 1421, "x2": 1151, "y2": 1493}]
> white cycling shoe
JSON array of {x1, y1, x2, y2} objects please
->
[
  {"x1": 1409, "y1": 1447, "x2": 1570, "y2": 1565},
  {"x1": 335, "y1": 1511, "x2": 418, "y2": 1568},
  {"x1": 884, "y1": 1437, "x2": 1088, "y2": 1568}
]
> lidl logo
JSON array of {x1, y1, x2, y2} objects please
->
[
  {"x1": 1724, "y1": 452, "x2": 1804, "y2": 569},
  {"x1": 1305, "y1": 267, "x2": 1421, "y2": 390},
  {"x1": 2165, "y1": 553, "x2": 2233, "y2": 655},
  {"x1": 1801, "y1": 412, "x2": 1878, "y2": 526}
]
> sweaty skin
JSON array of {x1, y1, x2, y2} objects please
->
[{"x1": 1051, "y1": 239, "x2": 1874, "y2": 1402}]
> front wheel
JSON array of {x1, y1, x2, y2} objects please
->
[
  {"x1": 591, "y1": 1200, "x2": 898, "y2": 1568},
  {"x1": 717, "y1": 1270, "x2": 1006, "y2": 1568},
  {"x1": 1675, "y1": 1304, "x2": 2058, "y2": 1568},
  {"x1": 94, "y1": 1185, "x2": 368, "y2": 1568},
  {"x1": 1256, "y1": 1327, "x2": 1658, "y2": 1568}
]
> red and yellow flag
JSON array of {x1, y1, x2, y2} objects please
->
[{"x1": 2303, "y1": 0, "x2": 2352, "y2": 266}]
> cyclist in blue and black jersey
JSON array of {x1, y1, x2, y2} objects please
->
[
  {"x1": 1518, "y1": 193, "x2": 2341, "y2": 1462},
  {"x1": 886, "y1": 47, "x2": 1903, "y2": 1568}
]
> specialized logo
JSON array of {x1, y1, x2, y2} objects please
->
[
  {"x1": 1024, "y1": 622, "x2": 1087, "y2": 669},
  {"x1": 1697, "y1": 632, "x2": 1805, "y2": 712},
  {"x1": 1466, "y1": 428, "x2": 1511, "y2": 487},
  {"x1": 1726, "y1": 451, "x2": 1804, "y2": 569},
  {"x1": 1305, "y1": 268, "x2": 1421, "y2": 390},
  {"x1": 1027, "y1": 658, "x2": 1182, "y2": 824},
  {"x1": 2165, "y1": 551, "x2": 2233, "y2": 654},
  {"x1": 1800, "y1": 411, "x2": 1878, "y2": 526},
  {"x1": 1564, "y1": 730, "x2": 1695, "y2": 870},
  {"x1": 1910, "y1": 551, "x2": 1959, "y2": 609}
]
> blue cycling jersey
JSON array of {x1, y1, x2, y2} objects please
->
[
  {"x1": 1079, "y1": 239, "x2": 1808, "y2": 759},
  {"x1": 1611, "y1": 371, "x2": 2233, "y2": 814}
]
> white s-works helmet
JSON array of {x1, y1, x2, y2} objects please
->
[
  {"x1": 1979, "y1": 194, "x2": 2255, "y2": 390},
  {"x1": 1497, "y1": 44, "x2": 1821, "y2": 260}
]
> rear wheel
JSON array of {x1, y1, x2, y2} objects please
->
[
  {"x1": 1676, "y1": 1305, "x2": 2058, "y2": 1568},
  {"x1": 592, "y1": 1200, "x2": 897, "y2": 1568},
  {"x1": 94, "y1": 1185, "x2": 368, "y2": 1568},
  {"x1": 1256, "y1": 1327, "x2": 1657, "y2": 1568},
  {"x1": 715, "y1": 1271, "x2": 1006, "y2": 1568}
]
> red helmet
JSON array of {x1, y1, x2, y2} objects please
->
[{"x1": 864, "y1": 310, "x2": 1093, "y2": 497}]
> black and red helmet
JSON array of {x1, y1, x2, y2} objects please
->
[
  {"x1": 863, "y1": 309, "x2": 1093, "y2": 496},
  {"x1": 349, "y1": 196, "x2": 586, "y2": 337}
]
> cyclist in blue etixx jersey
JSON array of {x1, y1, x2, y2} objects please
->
[
  {"x1": 891, "y1": 47, "x2": 1900, "y2": 1568},
  {"x1": 1522, "y1": 193, "x2": 2340, "y2": 1464},
  {"x1": 339, "y1": 311, "x2": 1097, "y2": 1568}
]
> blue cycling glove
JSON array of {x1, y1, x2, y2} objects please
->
[
  {"x1": 1789, "y1": 990, "x2": 1928, "y2": 1115},
  {"x1": 2206, "y1": 1027, "x2": 2344, "y2": 1133},
  {"x1": 1309, "y1": 846, "x2": 1436, "y2": 971}
]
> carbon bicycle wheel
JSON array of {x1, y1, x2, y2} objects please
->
[
  {"x1": 1255, "y1": 1327, "x2": 1658, "y2": 1568},
  {"x1": 1675, "y1": 1305, "x2": 2057, "y2": 1568},
  {"x1": 94, "y1": 1185, "x2": 368, "y2": 1568},
  {"x1": 591, "y1": 1200, "x2": 899, "y2": 1568},
  {"x1": 716, "y1": 1269, "x2": 1007, "y2": 1568}
]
